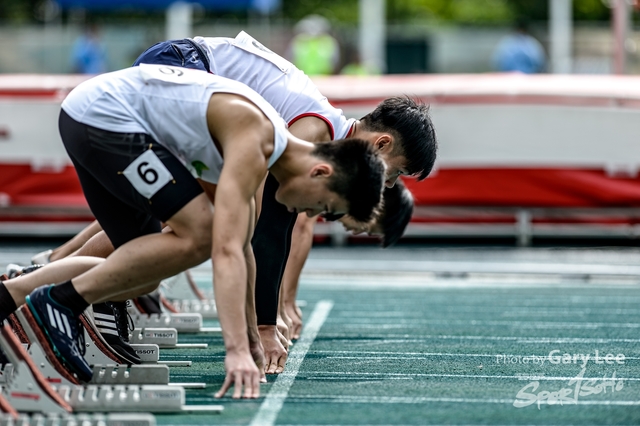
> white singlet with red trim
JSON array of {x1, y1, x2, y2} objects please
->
[
  {"x1": 193, "y1": 31, "x2": 355, "y2": 140},
  {"x1": 61, "y1": 64, "x2": 288, "y2": 184}
]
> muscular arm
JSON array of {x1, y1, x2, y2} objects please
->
[
  {"x1": 253, "y1": 116, "x2": 330, "y2": 324},
  {"x1": 252, "y1": 116, "x2": 331, "y2": 369},
  {"x1": 209, "y1": 94, "x2": 272, "y2": 399}
]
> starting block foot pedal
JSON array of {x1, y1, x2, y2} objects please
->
[
  {"x1": 130, "y1": 329, "x2": 178, "y2": 348},
  {"x1": 130, "y1": 329, "x2": 207, "y2": 349},
  {"x1": 16, "y1": 309, "x2": 171, "y2": 386},
  {"x1": 15, "y1": 307, "x2": 81, "y2": 386},
  {"x1": 131, "y1": 345, "x2": 159, "y2": 364}
]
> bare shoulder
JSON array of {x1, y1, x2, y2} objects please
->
[
  {"x1": 207, "y1": 93, "x2": 271, "y2": 132},
  {"x1": 206, "y1": 93, "x2": 275, "y2": 158},
  {"x1": 288, "y1": 115, "x2": 332, "y2": 143}
]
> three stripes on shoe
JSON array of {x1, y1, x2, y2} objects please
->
[
  {"x1": 46, "y1": 303, "x2": 74, "y2": 340},
  {"x1": 93, "y1": 311, "x2": 119, "y2": 337}
]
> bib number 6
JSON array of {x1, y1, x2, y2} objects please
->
[
  {"x1": 123, "y1": 149, "x2": 174, "y2": 199},
  {"x1": 137, "y1": 162, "x2": 159, "y2": 185}
]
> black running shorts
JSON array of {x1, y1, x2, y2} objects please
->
[{"x1": 59, "y1": 109, "x2": 204, "y2": 248}]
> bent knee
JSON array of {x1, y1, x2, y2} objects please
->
[{"x1": 191, "y1": 232, "x2": 212, "y2": 261}]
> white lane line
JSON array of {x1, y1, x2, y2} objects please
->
[
  {"x1": 335, "y1": 308, "x2": 640, "y2": 316},
  {"x1": 310, "y1": 350, "x2": 640, "y2": 359},
  {"x1": 282, "y1": 395, "x2": 640, "y2": 406},
  {"x1": 298, "y1": 371, "x2": 640, "y2": 381},
  {"x1": 337, "y1": 320, "x2": 640, "y2": 329},
  {"x1": 322, "y1": 334, "x2": 640, "y2": 344},
  {"x1": 304, "y1": 258, "x2": 640, "y2": 277},
  {"x1": 249, "y1": 300, "x2": 333, "y2": 426},
  {"x1": 172, "y1": 350, "x2": 640, "y2": 361}
]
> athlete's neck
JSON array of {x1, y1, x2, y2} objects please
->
[{"x1": 269, "y1": 135, "x2": 316, "y2": 184}]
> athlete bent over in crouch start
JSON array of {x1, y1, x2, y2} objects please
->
[
  {"x1": 30, "y1": 32, "x2": 438, "y2": 374},
  {"x1": 0, "y1": 64, "x2": 385, "y2": 398},
  {"x1": 280, "y1": 179, "x2": 415, "y2": 340}
]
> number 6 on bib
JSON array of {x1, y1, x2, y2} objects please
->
[{"x1": 122, "y1": 149, "x2": 174, "y2": 199}]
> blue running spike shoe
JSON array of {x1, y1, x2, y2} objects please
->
[{"x1": 25, "y1": 285, "x2": 93, "y2": 382}]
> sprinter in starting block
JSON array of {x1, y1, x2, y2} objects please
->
[
  {"x1": 0, "y1": 63, "x2": 385, "y2": 398},
  {"x1": 279, "y1": 180, "x2": 415, "y2": 343},
  {"x1": 29, "y1": 32, "x2": 436, "y2": 376}
]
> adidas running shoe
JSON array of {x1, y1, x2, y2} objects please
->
[
  {"x1": 93, "y1": 302, "x2": 141, "y2": 364},
  {"x1": 25, "y1": 285, "x2": 93, "y2": 382}
]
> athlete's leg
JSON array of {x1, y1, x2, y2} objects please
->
[
  {"x1": 0, "y1": 256, "x2": 103, "y2": 321},
  {"x1": 72, "y1": 228, "x2": 114, "y2": 258},
  {"x1": 49, "y1": 221, "x2": 103, "y2": 262},
  {"x1": 72, "y1": 193, "x2": 212, "y2": 303},
  {"x1": 20, "y1": 111, "x2": 208, "y2": 379}
]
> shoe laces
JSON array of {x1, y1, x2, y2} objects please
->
[{"x1": 109, "y1": 301, "x2": 134, "y2": 342}]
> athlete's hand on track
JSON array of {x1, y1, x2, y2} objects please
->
[
  {"x1": 277, "y1": 313, "x2": 293, "y2": 347},
  {"x1": 285, "y1": 302, "x2": 303, "y2": 340},
  {"x1": 276, "y1": 326, "x2": 289, "y2": 350},
  {"x1": 259, "y1": 325, "x2": 288, "y2": 374},
  {"x1": 215, "y1": 350, "x2": 261, "y2": 399},
  {"x1": 249, "y1": 339, "x2": 267, "y2": 383}
]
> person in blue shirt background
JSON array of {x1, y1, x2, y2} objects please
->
[
  {"x1": 71, "y1": 22, "x2": 108, "y2": 74},
  {"x1": 492, "y1": 18, "x2": 546, "y2": 74}
]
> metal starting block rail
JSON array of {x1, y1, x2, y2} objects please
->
[
  {"x1": 54, "y1": 385, "x2": 223, "y2": 413},
  {"x1": 1, "y1": 413, "x2": 157, "y2": 426}
]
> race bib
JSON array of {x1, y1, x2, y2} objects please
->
[
  {"x1": 232, "y1": 31, "x2": 292, "y2": 74},
  {"x1": 122, "y1": 149, "x2": 174, "y2": 199}
]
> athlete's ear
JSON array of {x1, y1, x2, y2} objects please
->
[
  {"x1": 310, "y1": 163, "x2": 333, "y2": 178},
  {"x1": 374, "y1": 134, "x2": 393, "y2": 152}
]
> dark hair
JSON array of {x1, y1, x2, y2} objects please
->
[
  {"x1": 360, "y1": 96, "x2": 437, "y2": 180},
  {"x1": 379, "y1": 179, "x2": 414, "y2": 248},
  {"x1": 312, "y1": 139, "x2": 385, "y2": 222}
]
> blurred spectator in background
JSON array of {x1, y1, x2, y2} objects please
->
[
  {"x1": 340, "y1": 48, "x2": 380, "y2": 76},
  {"x1": 288, "y1": 14, "x2": 340, "y2": 75},
  {"x1": 71, "y1": 22, "x2": 108, "y2": 74},
  {"x1": 492, "y1": 18, "x2": 545, "y2": 74}
]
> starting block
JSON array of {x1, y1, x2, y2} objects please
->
[
  {"x1": 127, "y1": 311, "x2": 203, "y2": 334},
  {"x1": 0, "y1": 326, "x2": 222, "y2": 414},
  {"x1": 162, "y1": 299, "x2": 217, "y2": 320},
  {"x1": 130, "y1": 328, "x2": 207, "y2": 349},
  {"x1": 128, "y1": 301, "x2": 220, "y2": 334},
  {"x1": 0, "y1": 390, "x2": 18, "y2": 418},
  {"x1": 160, "y1": 272, "x2": 217, "y2": 319},
  {"x1": 131, "y1": 345, "x2": 159, "y2": 364},
  {"x1": 1, "y1": 413, "x2": 157, "y2": 426},
  {"x1": 14, "y1": 309, "x2": 171, "y2": 386}
]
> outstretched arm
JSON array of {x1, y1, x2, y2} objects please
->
[
  {"x1": 253, "y1": 115, "x2": 332, "y2": 369},
  {"x1": 209, "y1": 94, "x2": 274, "y2": 399}
]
